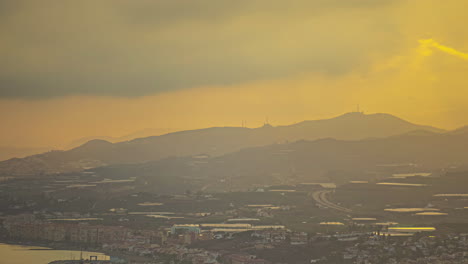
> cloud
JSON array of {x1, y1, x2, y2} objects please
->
[
  {"x1": 0, "y1": 0, "x2": 399, "y2": 98},
  {"x1": 3, "y1": 0, "x2": 468, "y2": 150},
  {"x1": 418, "y1": 39, "x2": 468, "y2": 60}
]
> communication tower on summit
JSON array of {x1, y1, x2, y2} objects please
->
[{"x1": 356, "y1": 104, "x2": 364, "y2": 113}]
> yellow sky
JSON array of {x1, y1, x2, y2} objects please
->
[{"x1": 2, "y1": 0, "x2": 468, "y2": 149}]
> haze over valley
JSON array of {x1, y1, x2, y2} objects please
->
[
  {"x1": 0, "y1": 112, "x2": 446, "y2": 176},
  {"x1": 3, "y1": 1, "x2": 468, "y2": 263}
]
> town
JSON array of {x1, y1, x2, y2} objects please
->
[
  {"x1": 2, "y1": 169, "x2": 468, "y2": 264},
  {"x1": 3, "y1": 212, "x2": 468, "y2": 263}
]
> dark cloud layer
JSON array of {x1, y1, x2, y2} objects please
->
[{"x1": 0, "y1": 0, "x2": 399, "y2": 98}]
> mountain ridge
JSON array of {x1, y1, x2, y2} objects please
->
[
  {"x1": 89, "y1": 128, "x2": 468, "y2": 193},
  {"x1": 0, "y1": 112, "x2": 447, "y2": 176}
]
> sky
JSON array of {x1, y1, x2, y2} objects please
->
[{"x1": 1, "y1": 0, "x2": 468, "y2": 150}]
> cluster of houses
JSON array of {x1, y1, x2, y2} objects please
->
[
  {"x1": 2, "y1": 214, "x2": 164, "y2": 246},
  {"x1": 0, "y1": 214, "x2": 284, "y2": 263},
  {"x1": 4, "y1": 213, "x2": 465, "y2": 263},
  {"x1": 340, "y1": 233, "x2": 468, "y2": 263}
]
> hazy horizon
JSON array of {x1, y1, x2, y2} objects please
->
[
  {"x1": 3, "y1": 2, "x2": 468, "y2": 263},
  {"x1": 1, "y1": 0, "x2": 468, "y2": 151},
  {"x1": 0, "y1": 111, "x2": 451, "y2": 150}
]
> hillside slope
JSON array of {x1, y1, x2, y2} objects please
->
[
  {"x1": 0, "y1": 112, "x2": 444, "y2": 175},
  {"x1": 91, "y1": 130, "x2": 468, "y2": 193}
]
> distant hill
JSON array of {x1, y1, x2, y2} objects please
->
[
  {"x1": 65, "y1": 127, "x2": 176, "y2": 149},
  {"x1": 91, "y1": 130, "x2": 468, "y2": 193},
  {"x1": 0, "y1": 146, "x2": 51, "y2": 161},
  {"x1": 0, "y1": 112, "x2": 445, "y2": 176},
  {"x1": 447, "y1": 125, "x2": 468, "y2": 135}
]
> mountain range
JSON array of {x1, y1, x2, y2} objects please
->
[
  {"x1": 91, "y1": 129, "x2": 468, "y2": 193},
  {"x1": 0, "y1": 112, "x2": 447, "y2": 176}
]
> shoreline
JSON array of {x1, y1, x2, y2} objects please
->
[
  {"x1": 0, "y1": 237, "x2": 153, "y2": 263},
  {"x1": 0, "y1": 238, "x2": 101, "y2": 252},
  {"x1": 0, "y1": 241, "x2": 111, "y2": 264},
  {"x1": 0, "y1": 238, "x2": 110, "y2": 258}
]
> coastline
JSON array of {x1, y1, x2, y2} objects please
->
[
  {"x1": 0, "y1": 242, "x2": 111, "y2": 264},
  {"x1": 0, "y1": 237, "x2": 102, "y2": 252},
  {"x1": 0, "y1": 237, "x2": 153, "y2": 263}
]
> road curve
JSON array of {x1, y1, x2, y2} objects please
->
[{"x1": 312, "y1": 190, "x2": 352, "y2": 213}]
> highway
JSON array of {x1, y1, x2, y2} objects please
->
[{"x1": 311, "y1": 190, "x2": 352, "y2": 213}]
